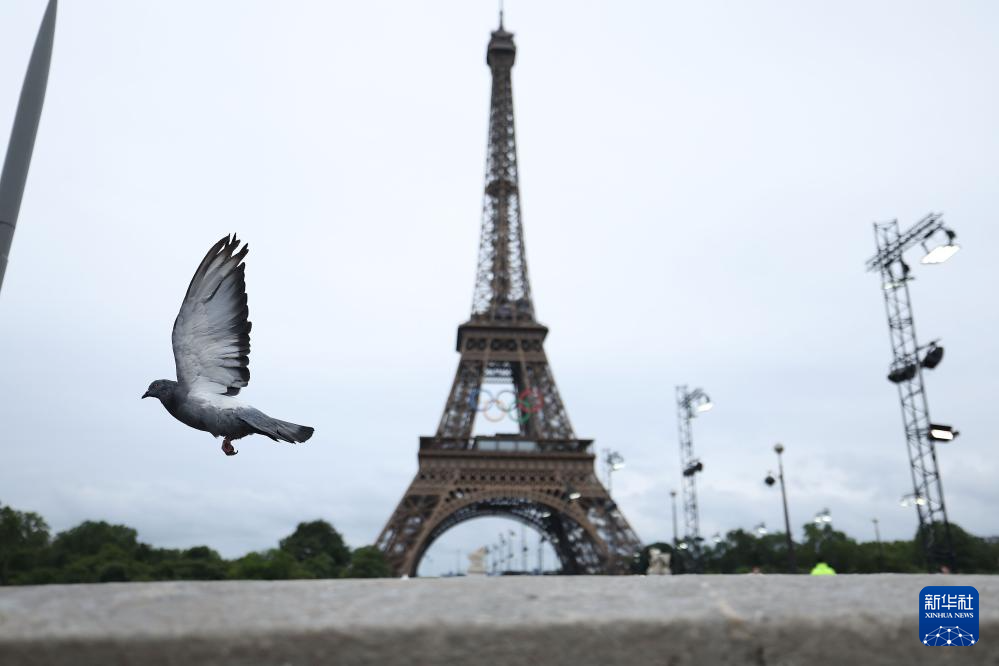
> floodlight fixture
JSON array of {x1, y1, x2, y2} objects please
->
[
  {"x1": 887, "y1": 362, "x2": 918, "y2": 384},
  {"x1": 605, "y1": 450, "x2": 625, "y2": 471},
  {"x1": 928, "y1": 424, "x2": 958, "y2": 442},
  {"x1": 921, "y1": 344, "x2": 944, "y2": 369},
  {"x1": 683, "y1": 460, "x2": 704, "y2": 477},
  {"x1": 690, "y1": 390, "x2": 713, "y2": 416},
  {"x1": 882, "y1": 259, "x2": 913, "y2": 290},
  {"x1": 566, "y1": 486, "x2": 581, "y2": 501},
  {"x1": 921, "y1": 228, "x2": 960, "y2": 265},
  {"x1": 900, "y1": 493, "x2": 929, "y2": 508}
]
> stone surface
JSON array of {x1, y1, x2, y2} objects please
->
[{"x1": 0, "y1": 574, "x2": 995, "y2": 665}]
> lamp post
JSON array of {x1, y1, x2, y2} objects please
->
[
  {"x1": 764, "y1": 443, "x2": 797, "y2": 573},
  {"x1": 521, "y1": 525, "x2": 528, "y2": 572},
  {"x1": 538, "y1": 534, "x2": 546, "y2": 574},
  {"x1": 872, "y1": 518, "x2": 884, "y2": 571},
  {"x1": 670, "y1": 489, "x2": 678, "y2": 548}
]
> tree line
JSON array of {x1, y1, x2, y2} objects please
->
[
  {"x1": 0, "y1": 502, "x2": 390, "y2": 585},
  {"x1": 4, "y1": 501, "x2": 996, "y2": 584},
  {"x1": 635, "y1": 521, "x2": 999, "y2": 574}
]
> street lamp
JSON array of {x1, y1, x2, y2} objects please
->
[
  {"x1": 813, "y1": 508, "x2": 832, "y2": 525},
  {"x1": 670, "y1": 489, "x2": 678, "y2": 547},
  {"x1": 754, "y1": 522, "x2": 768, "y2": 537},
  {"x1": 872, "y1": 518, "x2": 884, "y2": 571},
  {"x1": 765, "y1": 442, "x2": 797, "y2": 573},
  {"x1": 537, "y1": 534, "x2": 547, "y2": 573},
  {"x1": 508, "y1": 529, "x2": 516, "y2": 571}
]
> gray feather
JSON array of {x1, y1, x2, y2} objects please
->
[
  {"x1": 144, "y1": 235, "x2": 317, "y2": 454},
  {"x1": 237, "y1": 407, "x2": 315, "y2": 444}
]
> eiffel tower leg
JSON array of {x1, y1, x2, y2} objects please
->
[
  {"x1": 523, "y1": 361, "x2": 574, "y2": 440},
  {"x1": 375, "y1": 480, "x2": 441, "y2": 577},
  {"x1": 435, "y1": 360, "x2": 484, "y2": 442},
  {"x1": 588, "y1": 500, "x2": 644, "y2": 574}
]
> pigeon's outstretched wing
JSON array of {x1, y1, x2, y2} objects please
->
[{"x1": 171, "y1": 235, "x2": 251, "y2": 395}]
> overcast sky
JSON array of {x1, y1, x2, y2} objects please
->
[{"x1": 1, "y1": 1, "x2": 996, "y2": 576}]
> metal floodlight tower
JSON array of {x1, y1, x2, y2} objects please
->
[
  {"x1": 866, "y1": 212, "x2": 957, "y2": 571},
  {"x1": 676, "y1": 385, "x2": 712, "y2": 565},
  {"x1": 602, "y1": 449, "x2": 625, "y2": 496}
]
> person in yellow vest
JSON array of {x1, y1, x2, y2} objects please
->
[{"x1": 811, "y1": 561, "x2": 836, "y2": 575}]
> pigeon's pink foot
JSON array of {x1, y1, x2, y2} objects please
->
[{"x1": 222, "y1": 438, "x2": 238, "y2": 456}]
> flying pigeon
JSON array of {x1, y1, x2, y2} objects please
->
[{"x1": 143, "y1": 235, "x2": 314, "y2": 456}]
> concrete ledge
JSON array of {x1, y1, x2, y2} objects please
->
[{"x1": 0, "y1": 575, "x2": 995, "y2": 665}]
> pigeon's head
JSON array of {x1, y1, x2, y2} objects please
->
[{"x1": 142, "y1": 379, "x2": 177, "y2": 402}]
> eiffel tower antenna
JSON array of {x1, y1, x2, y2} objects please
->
[
  {"x1": 499, "y1": 0, "x2": 505, "y2": 29},
  {"x1": 376, "y1": 20, "x2": 642, "y2": 577}
]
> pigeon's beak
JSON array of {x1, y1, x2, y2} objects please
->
[{"x1": 141, "y1": 390, "x2": 151, "y2": 399}]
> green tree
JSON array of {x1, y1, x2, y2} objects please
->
[
  {"x1": 343, "y1": 546, "x2": 391, "y2": 578},
  {"x1": 279, "y1": 520, "x2": 351, "y2": 578},
  {"x1": 0, "y1": 504, "x2": 50, "y2": 584},
  {"x1": 228, "y1": 549, "x2": 309, "y2": 580},
  {"x1": 51, "y1": 521, "x2": 139, "y2": 564},
  {"x1": 920, "y1": 522, "x2": 999, "y2": 573}
]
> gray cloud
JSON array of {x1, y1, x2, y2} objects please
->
[{"x1": 1, "y1": 1, "x2": 996, "y2": 573}]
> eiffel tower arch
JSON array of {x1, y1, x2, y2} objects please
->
[{"x1": 376, "y1": 17, "x2": 642, "y2": 576}]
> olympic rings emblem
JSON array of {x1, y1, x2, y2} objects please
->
[{"x1": 468, "y1": 387, "x2": 544, "y2": 424}]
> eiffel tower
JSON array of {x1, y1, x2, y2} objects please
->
[{"x1": 375, "y1": 17, "x2": 642, "y2": 576}]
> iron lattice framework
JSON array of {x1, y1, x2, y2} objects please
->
[
  {"x1": 676, "y1": 386, "x2": 708, "y2": 564},
  {"x1": 376, "y1": 20, "x2": 641, "y2": 576},
  {"x1": 867, "y1": 214, "x2": 955, "y2": 571}
]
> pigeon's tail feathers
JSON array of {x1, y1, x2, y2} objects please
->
[
  {"x1": 240, "y1": 409, "x2": 314, "y2": 444},
  {"x1": 277, "y1": 420, "x2": 314, "y2": 444}
]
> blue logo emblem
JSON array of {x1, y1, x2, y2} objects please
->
[{"x1": 920, "y1": 585, "x2": 979, "y2": 646}]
